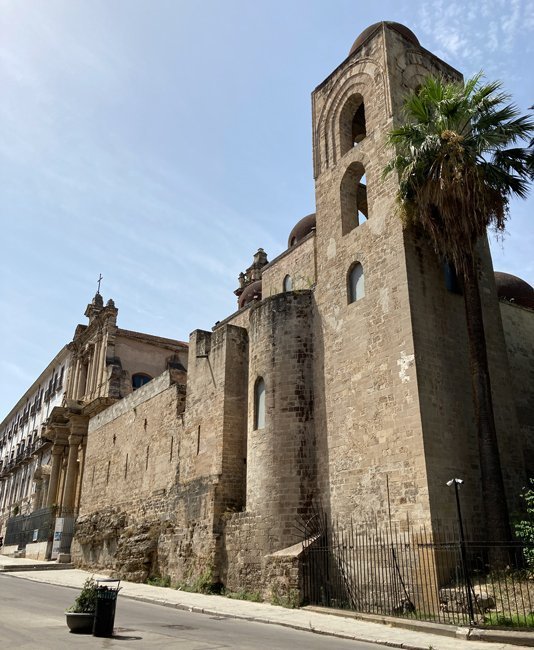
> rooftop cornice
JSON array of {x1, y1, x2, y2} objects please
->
[{"x1": 0, "y1": 346, "x2": 70, "y2": 430}]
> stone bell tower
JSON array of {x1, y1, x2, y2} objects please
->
[{"x1": 310, "y1": 22, "x2": 524, "y2": 533}]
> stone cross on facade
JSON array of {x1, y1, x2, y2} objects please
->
[{"x1": 97, "y1": 274, "x2": 103, "y2": 294}]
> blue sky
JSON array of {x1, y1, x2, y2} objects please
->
[{"x1": 1, "y1": 0, "x2": 533, "y2": 418}]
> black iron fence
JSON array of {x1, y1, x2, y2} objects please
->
[
  {"x1": 4, "y1": 507, "x2": 55, "y2": 549},
  {"x1": 302, "y1": 518, "x2": 534, "y2": 629}
]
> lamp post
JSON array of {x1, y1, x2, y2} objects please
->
[{"x1": 446, "y1": 478, "x2": 476, "y2": 626}]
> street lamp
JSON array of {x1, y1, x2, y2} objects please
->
[{"x1": 446, "y1": 477, "x2": 476, "y2": 625}]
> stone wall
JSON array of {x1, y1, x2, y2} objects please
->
[
  {"x1": 311, "y1": 26, "x2": 432, "y2": 528},
  {"x1": 214, "y1": 302, "x2": 252, "y2": 332},
  {"x1": 246, "y1": 291, "x2": 315, "y2": 547},
  {"x1": 179, "y1": 324, "x2": 249, "y2": 584},
  {"x1": 500, "y1": 302, "x2": 534, "y2": 480},
  {"x1": 74, "y1": 325, "x2": 250, "y2": 587},
  {"x1": 408, "y1": 236, "x2": 526, "y2": 530},
  {"x1": 72, "y1": 371, "x2": 189, "y2": 581},
  {"x1": 81, "y1": 371, "x2": 185, "y2": 512},
  {"x1": 223, "y1": 291, "x2": 315, "y2": 591},
  {"x1": 308, "y1": 23, "x2": 527, "y2": 537},
  {"x1": 261, "y1": 234, "x2": 316, "y2": 298},
  {"x1": 114, "y1": 333, "x2": 188, "y2": 389}
]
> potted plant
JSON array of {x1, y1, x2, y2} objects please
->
[{"x1": 65, "y1": 577, "x2": 97, "y2": 633}]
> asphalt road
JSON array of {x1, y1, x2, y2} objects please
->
[{"x1": 0, "y1": 574, "x2": 388, "y2": 649}]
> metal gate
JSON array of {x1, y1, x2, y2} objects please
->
[{"x1": 4, "y1": 507, "x2": 55, "y2": 550}]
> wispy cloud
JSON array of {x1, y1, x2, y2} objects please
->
[
  {"x1": 0, "y1": 360, "x2": 34, "y2": 385},
  {"x1": 408, "y1": 0, "x2": 533, "y2": 78}
]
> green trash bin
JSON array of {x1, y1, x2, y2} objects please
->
[{"x1": 93, "y1": 579, "x2": 121, "y2": 637}]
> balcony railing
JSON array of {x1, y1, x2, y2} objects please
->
[{"x1": 0, "y1": 437, "x2": 51, "y2": 478}]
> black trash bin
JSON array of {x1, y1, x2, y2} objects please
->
[{"x1": 93, "y1": 579, "x2": 121, "y2": 637}]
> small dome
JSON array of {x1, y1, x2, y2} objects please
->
[
  {"x1": 349, "y1": 22, "x2": 420, "y2": 55},
  {"x1": 495, "y1": 272, "x2": 534, "y2": 309},
  {"x1": 239, "y1": 280, "x2": 262, "y2": 309},
  {"x1": 288, "y1": 213, "x2": 316, "y2": 247}
]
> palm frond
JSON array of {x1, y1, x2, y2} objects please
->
[{"x1": 384, "y1": 73, "x2": 533, "y2": 273}]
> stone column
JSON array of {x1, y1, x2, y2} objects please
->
[
  {"x1": 89, "y1": 342, "x2": 98, "y2": 398},
  {"x1": 61, "y1": 434, "x2": 82, "y2": 515},
  {"x1": 58, "y1": 457, "x2": 67, "y2": 511},
  {"x1": 77, "y1": 361, "x2": 88, "y2": 400},
  {"x1": 93, "y1": 337, "x2": 103, "y2": 396},
  {"x1": 65, "y1": 360, "x2": 74, "y2": 400},
  {"x1": 75, "y1": 441, "x2": 86, "y2": 512},
  {"x1": 40, "y1": 477, "x2": 49, "y2": 510},
  {"x1": 86, "y1": 360, "x2": 94, "y2": 401},
  {"x1": 72, "y1": 359, "x2": 82, "y2": 400},
  {"x1": 97, "y1": 333, "x2": 108, "y2": 397},
  {"x1": 32, "y1": 478, "x2": 43, "y2": 512},
  {"x1": 46, "y1": 444, "x2": 65, "y2": 508}
]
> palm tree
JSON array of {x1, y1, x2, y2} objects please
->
[{"x1": 384, "y1": 74, "x2": 533, "y2": 544}]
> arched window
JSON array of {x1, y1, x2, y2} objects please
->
[
  {"x1": 340, "y1": 162, "x2": 369, "y2": 235},
  {"x1": 348, "y1": 263, "x2": 365, "y2": 303},
  {"x1": 283, "y1": 275, "x2": 293, "y2": 292},
  {"x1": 339, "y1": 94, "x2": 366, "y2": 156},
  {"x1": 132, "y1": 373, "x2": 152, "y2": 390},
  {"x1": 254, "y1": 377, "x2": 266, "y2": 430}
]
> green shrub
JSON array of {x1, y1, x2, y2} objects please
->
[
  {"x1": 68, "y1": 577, "x2": 98, "y2": 613},
  {"x1": 225, "y1": 589, "x2": 262, "y2": 602},
  {"x1": 147, "y1": 575, "x2": 172, "y2": 588},
  {"x1": 484, "y1": 612, "x2": 534, "y2": 628},
  {"x1": 176, "y1": 566, "x2": 214, "y2": 594},
  {"x1": 270, "y1": 585, "x2": 300, "y2": 609},
  {"x1": 514, "y1": 479, "x2": 534, "y2": 570}
]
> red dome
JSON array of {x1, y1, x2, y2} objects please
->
[
  {"x1": 349, "y1": 22, "x2": 420, "y2": 55},
  {"x1": 238, "y1": 280, "x2": 262, "y2": 309},
  {"x1": 495, "y1": 272, "x2": 534, "y2": 309},
  {"x1": 288, "y1": 213, "x2": 316, "y2": 247}
]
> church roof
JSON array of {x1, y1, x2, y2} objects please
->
[
  {"x1": 349, "y1": 21, "x2": 420, "y2": 55},
  {"x1": 238, "y1": 280, "x2": 262, "y2": 309},
  {"x1": 494, "y1": 272, "x2": 534, "y2": 309},
  {"x1": 288, "y1": 213, "x2": 316, "y2": 247}
]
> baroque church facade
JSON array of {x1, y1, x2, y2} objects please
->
[
  {"x1": 0, "y1": 292, "x2": 187, "y2": 559},
  {"x1": 2, "y1": 22, "x2": 533, "y2": 600}
]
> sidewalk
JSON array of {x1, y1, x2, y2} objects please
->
[
  {"x1": 1, "y1": 554, "x2": 531, "y2": 650},
  {"x1": 0, "y1": 553, "x2": 73, "y2": 571}
]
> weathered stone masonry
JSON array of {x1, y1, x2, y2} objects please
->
[{"x1": 71, "y1": 22, "x2": 533, "y2": 598}]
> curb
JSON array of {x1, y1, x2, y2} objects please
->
[
  {"x1": 305, "y1": 606, "x2": 534, "y2": 648},
  {"x1": 113, "y1": 592, "x2": 434, "y2": 650},
  {"x1": 306, "y1": 605, "x2": 457, "y2": 638},
  {"x1": 0, "y1": 563, "x2": 74, "y2": 572},
  {"x1": 116, "y1": 592, "x2": 534, "y2": 650}
]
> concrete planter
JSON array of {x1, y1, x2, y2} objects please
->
[{"x1": 65, "y1": 612, "x2": 95, "y2": 634}]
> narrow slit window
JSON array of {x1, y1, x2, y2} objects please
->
[
  {"x1": 357, "y1": 175, "x2": 368, "y2": 224},
  {"x1": 283, "y1": 275, "x2": 293, "y2": 292},
  {"x1": 348, "y1": 263, "x2": 365, "y2": 303},
  {"x1": 443, "y1": 261, "x2": 462, "y2": 294},
  {"x1": 254, "y1": 377, "x2": 266, "y2": 430}
]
